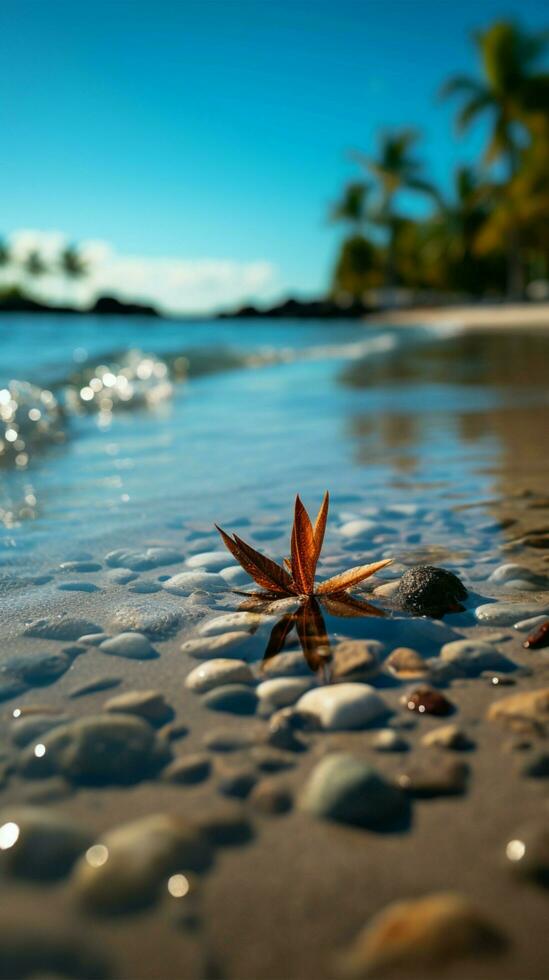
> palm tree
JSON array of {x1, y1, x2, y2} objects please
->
[
  {"x1": 24, "y1": 250, "x2": 48, "y2": 277},
  {"x1": 330, "y1": 181, "x2": 371, "y2": 234},
  {"x1": 60, "y1": 243, "x2": 87, "y2": 279},
  {"x1": 441, "y1": 20, "x2": 549, "y2": 296},
  {"x1": 0, "y1": 238, "x2": 9, "y2": 269},
  {"x1": 354, "y1": 129, "x2": 435, "y2": 296}
]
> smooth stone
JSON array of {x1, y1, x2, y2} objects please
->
[
  {"x1": 0, "y1": 806, "x2": 91, "y2": 879},
  {"x1": 11, "y1": 715, "x2": 69, "y2": 748},
  {"x1": 372, "y1": 729, "x2": 408, "y2": 752},
  {"x1": 163, "y1": 754, "x2": 211, "y2": 784},
  {"x1": 487, "y1": 688, "x2": 549, "y2": 730},
  {"x1": 297, "y1": 684, "x2": 388, "y2": 731},
  {"x1": 130, "y1": 580, "x2": 162, "y2": 594},
  {"x1": 105, "y1": 547, "x2": 184, "y2": 571},
  {"x1": 199, "y1": 612, "x2": 272, "y2": 636},
  {"x1": 256, "y1": 677, "x2": 312, "y2": 707},
  {"x1": 186, "y1": 551, "x2": 231, "y2": 571},
  {"x1": 0, "y1": 651, "x2": 73, "y2": 700},
  {"x1": 185, "y1": 659, "x2": 254, "y2": 693},
  {"x1": 60, "y1": 561, "x2": 102, "y2": 573},
  {"x1": 339, "y1": 892, "x2": 505, "y2": 977},
  {"x1": 181, "y1": 631, "x2": 257, "y2": 661},
  {"x1": 421, "y1": 724, "x2": 473, "y2": 750},
  {"x1": 514, "y1": 614, "x2": 549, "y2": 633},
  {"x1": 331, "y1": 640, "x2": 384, "y2": 681},
  {"x1": 220, "y1": 565, "x2": 251, "y2": 586},
  {"x1": 109, "y1": 604, "x2": 182, "y2": 638},
  {"x1": 250, "y1": 747, "x2": 296, "y2": 772},
  {"x1": 401, "y1": 686, "x2": 454, "y2": 716},
  {"x1": 439, "y1": 639, "x2": 515, "y2": 675},
  {"x1": 489, "y1": 563, "x2": 541, "y2": 584},
  {"x1": 106, "y1": 568, "x2": 138, "y2": 584},
  {"x1": 69, "y1": 676, "x2": 121, "y2": 698},
  {"x1": 521, "y1": 752, "x2": 549, "y2": 778},
  {"x1": 162, "y1": 570, "x2": 227, "y2": 595},
  {"x1": 475, "y1": 602, "x2": 549, "y2": 626},
  {"x1": 373, "y1": 580, "x2": 401, "y2": 599},
  {"x1": 203, "y1": 729, "x2": 255, "y2": 752},
  {"x1": 397, "y1": 758, "x2": 469, "y2": 796},
  {"x1": 339, "y1": 519, "x2": 378, "y2": 539},
  {"x1": 196, "y1": 804, "x2": 253, "y2": 846},
  {"x1": 250, "y1": 779, "x2": 292, "y2": 814},
  {"x1": 72, "y1": 813, "x2": 211, "y2": 912},
  {"x1": 300, "y1": 752, "x2": 407, "y2": 828},
  {"x1": 23, "y1": 617, "x2": 102, "y2": 641},
  {"x1": 104, "y1": 689, "x2": 173, "y2": 725},
  {"x1": 58, "y1": 581, "x2": 101, "y2": 594},
  {"x1": 203, "y1": 684, "x2": 258, "y2": 715},
  {"x1": 265, "y1": 710, "x2": 307, "y2": 752},
  {"x1": 77, "y1": 632, "x2": 111, "y2": 646},
  {"x1": 19, "y1": 713, "x2": 170, "y2": 784},
  {"x1": 386, "y1": 647, "x2": 428, "y2": 679},
  {"x1": 0, "y1": 916, "x2": 109, "y2": 979},
  {"x1": 217, "y1": 765, "x2": 257, "y2": 799},
  {"x1": 261, "y1": 649, "x2": 314, "y2": 677},
  {"x1": 99, "y1": 632, "x2": 155, "y2": 659},
  {"x1": 503, "y1": 579, "x2": 540, "y2": 591}
]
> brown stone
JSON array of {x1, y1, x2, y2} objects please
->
[
  {"x1": 332, "y1": 640, "x2": 382, "y2": 680},
  {"x1": 401, "y1": 686, "x2": 453, "y2": 716},
  {"x1": 386, "y1": 647, "x2": 428, "y2": 679},
  {"x1": 487, "y1": 688, "x2": 549, "y2": 733}
]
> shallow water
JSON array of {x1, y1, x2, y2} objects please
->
[{"x1": 1, "y1": 314, "x2": 548, "y2": 577}]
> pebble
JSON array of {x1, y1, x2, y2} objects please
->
[
  {"x1": 475, "y1": 601, "x2": 549, "y2": 626},
  {"x1": 297, "y1": 684, "x2": 388, "y2": 731},
  {"x1": 421, "y1": 724, "x2": 472, "y2": 750},
  {"x1": 19, "y1": 713, "x2": 170, "y2": 784},
  {"x1": 99, "y1": 632, "x2": 155, "y2": 659},
  {"x1": 199, "y1": 612, "x2": 272, "y2": 636},
  {"x1": 521, "y1": 752, "x2": 549, "y2": 778},
  {"x1": 489, "y1": 563, "x2": 542, "y2": 584},
  {"x1": 265, "y1": 710, "x2": 306, "y2": 752},
  {"x1": 0, "y1": 650, "x2": 74, "y2": 701},
  {"x1": 197, "y1": 804, "x2": 253, "y2": 846},
  {"x1": 261, "y1": 649, "x2": 314, "y2": 677},
  {"x1": 397, "y1": 565, "x2": 467, "y2": 617},
  {"x1": 106, "y1": 568, "x2": 138, "y2": 584},
  {"x1": 397, "y1": 758, "x2": 469, "y2": 796},
  {"x1": 401, "y1": 686, "x2": 454, "y2": 716},
  {"x1": 77, "y1": 632, "x2": 111, "y2": 646},
  {"x1": 163, "y1": 754, "x2": 211, "y2": 784},
  {"x1": 23, "y1": 617, "x2": 102, "y2": 641},
  {"x1": 219, "y1": 565, "x2": 251, "y2": 586},
  {"x1": 105, "y1": 547, "x2": 184, "y2": 571},
  {"x1": 373, "y1": 580, "x2": 401, "y2": 599},
  {"x1": 130, "y1": 580, "x2": 162, "y2": 594},
  {"x1": 487, "y1": 688, "x2": 549, "y2": 731},
  {"x1": 186, "y1": 550, "x2": 231, "y2": 571},
  {"x1": 386, "y1": 647, "x2": 428, "y2": 679},
  {"x1": 181, "y1": 631, "x2": 257, "y2": 661},
  {"x1": 250, "y1": 779, "x2": 292, "y2": 815},
  {"x1": 60, "y1": 560, "x2": 102, "y2": 573},
  {"x1": 372, "y1": 729, "x2": 408, "y2": 752},
  {"x1": 524, "y1": 621, "x2": 549, "y2": 649},
  {"x1": 0, "y1": 806, "x2": 91, "y2": 879},
  {"x1": 69, "y1": 676, "x2": 122, "y2": 698},
  {"x1": 203, "y1": 684, "x2": 258, "y2": 715},
  {"x1": 104, "y1": 689, "x2": 173, "y2": 725},
  {"x1": 339, "y1": 519, "x2": 378, "y2": 539},
  {"x1": 11, "y1": 714, "x2": 68, "y2": 747},
  {"x1": 256, "y1": 677, "x2": 312, "y2": 708},
  {"x1": 250, "y1": 747, "x2": 295, "y2": 772},
  {"x1": 162, "y1": 571, "x2": 227, "y2": 595},
  {"x1": 185, "y1": 659, "x2": 254, "y2": 693},
  {"x1": 109, "y1": 603, "x2": 182, "y2": 638},
  {"x1": 217, "y1": 765, "x2": 257, "y2": 799},
  {"x1": 439, "y1": 639, "x2": 515, "y2": 675},
  {"x1": 331, "y1": 640, "x2": 384, "y2": 681},
  {"x1": 338, "y1": 892, "x2": 505, "y2": 977},
  {"x1": 300, "y1": 752, "x2": 407, "y2": 828},
  {"x1": 58, "y1": 581, "x2": 100, "y2": 593},
  {"x1": 72, "y1": 813, "x2": 211, "y2": 912},
  {"x1": 203, "y1": 729, "x2": 255, "y2": 753},
  {"x1": 514, "y1": 617, "x2": 548, "y2": 636},
  {"x1": 0, "y1": 915, "x2": 109, "y2": 980}
]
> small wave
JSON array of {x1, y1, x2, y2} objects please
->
[
  {"x1": 0, "y1": 381, "x2": 66, "y2": 469},
  {"x1": 65, "y1": 350, "x2": 174, "y2": 416}
]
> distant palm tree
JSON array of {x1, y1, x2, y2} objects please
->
[
  {"x1": 60, "y1": 243, "x2": 87, "y2": 279},
  {"x1": 354, "y1": 129, "x2": 435, "y2": 295},
  {"x1": 24, "y1": 250, "x2": 48, "y2": 277},
  {"x1": 330, "y1": 181, "x2": 371, "y2": 234},
  {"x1": 441, "y1": 20, "x2": 549, "y2": 295},
  {"x1": 0, "y1": 238, "x2": 9, "y2": 268}
]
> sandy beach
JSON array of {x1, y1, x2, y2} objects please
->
[{"x1": 364, "y1": 302, "x2": 549, "y2": 331}]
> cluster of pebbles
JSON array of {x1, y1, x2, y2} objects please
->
[{"x1": 1, "y1": 492, "x2": 549, "y2": 978}]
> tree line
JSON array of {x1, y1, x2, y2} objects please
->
[{"x1": 330, "y1": 20, "x2": 549, "y2": 303}]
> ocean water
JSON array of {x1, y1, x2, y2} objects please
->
[{"x1": 0, "y1": 313, "x2": 548, "y2": 580}]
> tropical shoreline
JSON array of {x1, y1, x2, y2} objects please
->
[{"x1": 364, "y1": 301, "x2": 549, "y2": 331}]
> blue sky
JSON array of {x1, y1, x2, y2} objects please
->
[{"x1": 0, "y1": 0, "x2": 547, "y2": 312}]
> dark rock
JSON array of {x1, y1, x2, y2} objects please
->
[
  {"x1": 0, "y1": 806, "x2": 91, "y2": 879},
  {"x1": 397, "y1": 565, "x2": 467, "y2": 617},
  {"x1": 402, "y1": 686, "x2": 454, "y2": 716},
  {"x1": 163, "y1": 754, "x2": 211, "y2": 785},
  {"x1": 300, "y1": 752, "x2": 408, "y2": 828},
  {"x1": 250, "y1": 780, "x2": 292, "y2": 814},
  {"x1": 397, "y1": 758, "x2": 469, "y2": 797},
  {"x1": 203, "y1": 684, "x2": 258, "y2": 715}
]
